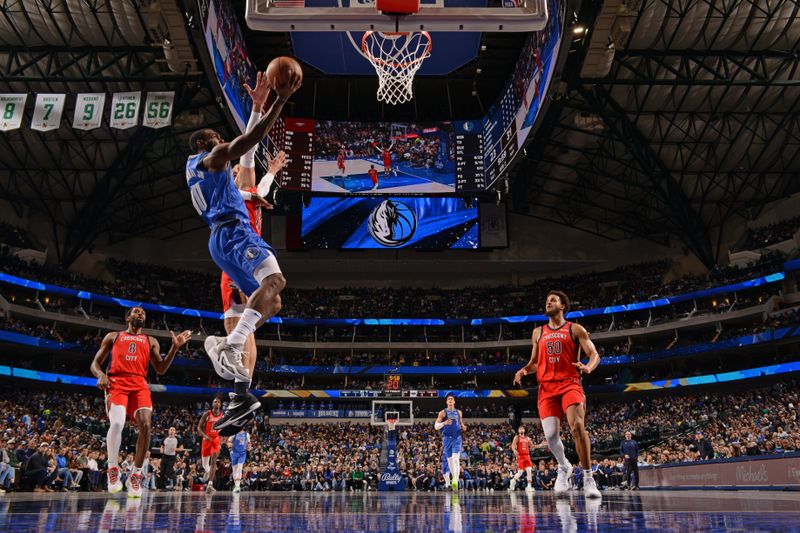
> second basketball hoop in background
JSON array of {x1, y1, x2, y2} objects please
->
[{"x1": 362, "y1": 31, "x2": 432, "y2": 105}]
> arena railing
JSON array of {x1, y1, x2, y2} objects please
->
[
  {"x1": 0, "y1": 269, "x2": 786, "y2": 326},
  {"x1": 2, "y1": 360, "x2": 798, "y2": 398}
]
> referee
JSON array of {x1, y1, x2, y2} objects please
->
[{"x1": 160, "y1": 427, "x2": 183, "y2": 490}]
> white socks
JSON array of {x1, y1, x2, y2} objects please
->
[
  {"x1": 541, "y1": 416, "x2": 570, "y2": 468},
  {"x1": 444, "y1": 472, "x2": 451, "y2": 485},
  {"x1": 228, "y1": 308, "x2": 261, "y2": 347}
]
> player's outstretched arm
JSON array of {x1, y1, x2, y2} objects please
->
[
  {"x1": 236, "y1": 72, "x2": 272, "y2": 189},
  {"x1": 572, "y1": 324, "x2": 600, "y2": 375},
  {"x1": 150, "y1": 330, "x2": 192, "y2": 375},
  {"x1": 89, "y1": 332, "x2": 117, "y2": 390},
  {"x1": 513, "y1": 327, "x2": 540, "y2": 385},
  {"x1": 204, "y1": 71, "x2": 301, "y2": 171}
]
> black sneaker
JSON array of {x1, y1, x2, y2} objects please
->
[
  {"x1": 218, "y1": 411, "x2": 255, "y2": 437},
  {"x1": 214, "y1": 392, "x2": 261, "y2": 430}
]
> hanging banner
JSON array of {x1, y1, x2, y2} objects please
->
[
  {"x1": 30, "y1": 93, "x2": 66, "y2": 132},
  {"x1": 0, "y1": 94, "x2": 28, "y2": 131},
  {"x1": 72, "y1": 93, "x2": 106, "y2": 130},
  {"x1": 142, "y1": 91, "x2": 175, "y2": 129},
  {"x1": 109, "y1": 91, "x2": 141, "y2": 129}
]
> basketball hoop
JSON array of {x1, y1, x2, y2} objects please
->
[
  {"x1": 387, "y1": 417, "x2": 399, "y2": 431},
  {"x1": 362, "y1": 31, "x2": 432, "y2": 105}
]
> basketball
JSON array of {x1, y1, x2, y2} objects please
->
[{"x1": 266, "y1": 56, "x2": 303, "y2": 95}]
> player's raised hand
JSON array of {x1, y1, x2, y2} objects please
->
[
  {"x1": 268, "y1": 150, "x2": 287, "y2": 176},
  {"x1": 171, "y1": 330, "x2": 192, "y2": 349},
  {"x1": 573, "y1": 362, "x2": 593, "y2": 374},
  {"x1": 250, "y1": 193, "x2": 274, "y2": 210},
  {"x1": 244, "y1": 71, "x2": 271, "y2": 112},
  {"x1": 513, "y1": 368, "x2": 528, "y2": 386}
]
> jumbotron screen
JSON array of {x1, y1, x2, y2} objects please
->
[
  {"x1": 301, "y1": 196, "x2": 479, "y2": 249},
  {"x1": 199, "y1": 0, "x2": 563, "y2": 194}
]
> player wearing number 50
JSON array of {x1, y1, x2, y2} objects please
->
[
  {"x1": 513, "y1": 291, "x2": 602, "y2": 499},
  {"x1": 185, "y1": 58, "x2": 302, "y2": 431}
]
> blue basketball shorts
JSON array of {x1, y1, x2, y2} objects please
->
[
  {"x1": 231, "y1": 452, "x2": 247, "y2": 466},
  {"x1": 208, "y1": 220, "x2": 280, "y2": 296},
  {"x1": 442, "y1": 435, "x2": 462, "y2": 457}
]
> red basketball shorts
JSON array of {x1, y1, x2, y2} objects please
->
[
  {"x1": 202, "y1": 438, "x2": 221, "y2": 458},
  {"x1": 221, "y1": 271, "x2": 247, "y2": 319},
  {"x1": 106, "y1": 377, "x2": 152, "y2": 422},
  {"x1": 537, "y1": 380, "x2": 585, "y2": 420},
  {"x1": 518, "y1": 455, "x2": 533, "y2": 470}
]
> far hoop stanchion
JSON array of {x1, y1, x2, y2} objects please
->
[{"x1": 362, "y1": 31, "x2": 432, "y2": 105}]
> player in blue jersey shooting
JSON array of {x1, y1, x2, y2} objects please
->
[{"x1": 186, "y1": 67, "x2": 301, "y2": 431}]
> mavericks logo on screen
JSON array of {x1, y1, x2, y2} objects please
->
[{"x1": 368, "y1": 200, "x2": 417, "y2": 247}]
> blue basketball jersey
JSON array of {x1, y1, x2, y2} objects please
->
[
  {"x1": 442, "y1": 408, "x2": 461, "y2": 438},
  {"x1": 185, "y1": 152, "x2": 250, "y2": 227},
  {"x1": 232, "y1": 431, "x2": 248, "y2": 455}
]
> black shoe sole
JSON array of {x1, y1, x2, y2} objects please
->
[{"x1": 214, "y1": 400, "x2": 261, "y2": 430}]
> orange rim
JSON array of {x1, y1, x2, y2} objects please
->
[{"x1": 362, "y1": 31, "x2": 432, "y2": 69}]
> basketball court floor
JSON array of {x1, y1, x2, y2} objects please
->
[{"x1": 0, "y1": 490, "x2": 798, "y2": 532}]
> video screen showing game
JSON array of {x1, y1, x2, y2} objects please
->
[{"x1": 312, "y1": 121, "x2": 456, "y2": 194}]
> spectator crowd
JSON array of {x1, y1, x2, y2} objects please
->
[{"x1": 0, "y1": 382, "x2": 797, "y2": 494}]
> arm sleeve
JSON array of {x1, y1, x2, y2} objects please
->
[
  {"x1": 257, "y1": 172, "x2": 275, "y2": 197},
  {"x1": 239, "y1": 110, "x2": 262, "y2": 169},
  {"x1": 434, "y1": 422, "x2": 445, "y2": 430}
]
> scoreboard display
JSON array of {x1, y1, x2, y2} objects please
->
[
  {"x1": 384, "y1": 373, "x2": 402, "y2": 392},
  {"x1": 454, "y1": 120, "x2": 485, "y2": 192},
  {"x1": 280, "y1": 117, "x2": 314, "y2": 191}
]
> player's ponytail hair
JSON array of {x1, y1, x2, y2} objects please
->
[{"x1": 547, "y1": 290, "x2": 570, "y2": 313}]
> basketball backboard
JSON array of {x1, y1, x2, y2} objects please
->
[
  {"x1": 245, "y1": 0, "x2": 548, "y2": 32},
  {"x1": 370, "y1": 400, "x2": 414, "y2": 426}
]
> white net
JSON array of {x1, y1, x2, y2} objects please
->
[{"x1": 362, "y1": 31, "x2": 432, "y2": 105}]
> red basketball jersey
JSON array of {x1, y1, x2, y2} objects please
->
[
  {"x1": 517, "y1": 436, "x2": 531, "y2": 457},
  {"x1": 205, "y1": 410, "x2": 222, "y2": 440},
  {"x1": 383, "y1": 150, "x2": 391, "y2": 165},
  {"x1": 536, "y1": 322, "x2": 581, "y2": 383},
  {"x1": 107, "y1": 332, "x2": 150, "y2": 379},
  {"x1": 242, "y1": 186, "x2": 263, "y2": 235}
]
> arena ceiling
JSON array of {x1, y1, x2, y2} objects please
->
[{"x1": 0, "y1": 0, "x2": 798, "y2": 270}]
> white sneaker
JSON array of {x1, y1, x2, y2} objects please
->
[
  {"x1": 583, "y1": 474, "x2": 601, "y2": 499},
  {"x1": 509, "y1": 478, "x2": 516, "y2": 491},
  {"x1": 125, "y1": 473, "x2": 143, "y2": 498},
  {"x1": 107, "y1": 466, "x2": 123, "y2": 494},
  {"x1": 205, "y1": 483, "x2": 216, "y2": 494},
  {"x1": 233, "y1": 485, "x2": 241, "y2": 494},
  {"x1": 525, "y1": 484, "x2": 535, "y2": 493},
  {"x1": 554, "y1": 463, "x2": 573, "y2": 495},
  {"x1": 204, "y1": 336, "x2": 249, "y2": 381}
]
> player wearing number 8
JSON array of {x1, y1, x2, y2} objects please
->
[{"x1": 513, "y1": 290, "x2": 602, "y2": 499}]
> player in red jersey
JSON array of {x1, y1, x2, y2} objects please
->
[
  {"x1": 514, "y1": 290, "x2": 602, "y2": 499},
  {"x1": 368, "y1": 165, "x2": 379, "y2": 191},
  {"x1": 509, "y1": 425, "x2": 540, "y2": 492},
  {"x1": 90, "y1": 306, "x2": 191, "y2": 496},
  {"x1": 198, "y1": 395, "x2": 224, "y2": 493},
  {"x1": 337, "y1": 148, "x2": 346, "y2": 176},
  {"x1": 375, "y1": 140, "x2": 397, "y2": 178}
]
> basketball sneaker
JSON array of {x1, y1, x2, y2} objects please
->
[
  {"x1": 107, "y1": 466, "x2": 123, "y2": 494},
  {"x1": 205, "y1": 482, "x2": 216, "y2": 494},
  {"x1": 525, "y1": 484, "x2": 535, "y2": 493},
  {"x1": 125, "y1": 473, "x2": 143, "y2": 498},
  {"x1": 451, "y1": 480, "x2": 458, "y2": 491},
  {"x1": 204, "y1": 336, "x2": 249, "y2": 381},
  {"x1": 583, "y1": 474, "x2": 602, "y2": 499},
  {"x1": 508, "y1": 478, "x2": 516, "y2": 491},
  {"x1": 233, "y1": 485, "x2": 241, "y2": 494},
  {"x1": 214, "y1": 392, "x2": 261, "y2": 430},
  {"x1": 218, "y1": 410, "x2": 255, "y2": 437},
  {"x1": 554, "y1": 463, "x2": 573, "y2": 495}
]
